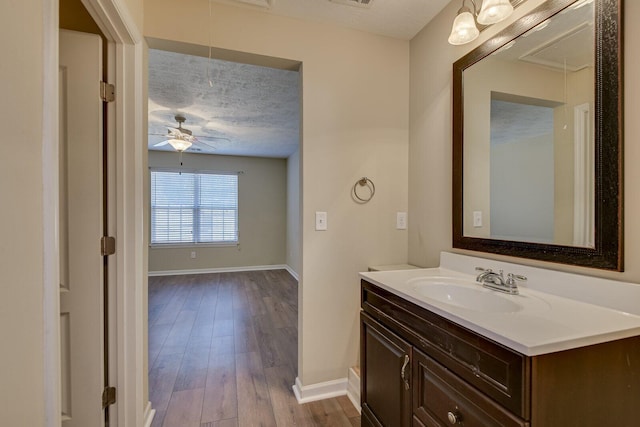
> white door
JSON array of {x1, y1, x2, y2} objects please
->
[{"x1": 59, "y1": 29, "x2": 105, "y2": 427}]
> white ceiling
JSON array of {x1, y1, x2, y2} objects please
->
[
  {"x1": 214, "y1": 0, "x2": 451, "y2": 41},
  {"x1": 148, "y1": 0, "x2": 451, "y2": 158}
]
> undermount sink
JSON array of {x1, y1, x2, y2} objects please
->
[{"x1": 408, "y1": 277, "x2": 523, "y2": 313}]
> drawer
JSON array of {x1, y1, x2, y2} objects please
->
[
  {"x1": 413, "y1": 349, "x2": 529, "y2": 427},
  {"x1": 362, "y1": 280, "x2": 529, "y2": 418}
]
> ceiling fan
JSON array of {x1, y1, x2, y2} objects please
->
[{"x1": 152, "y1": 114, "x2": 227, "y2": 152}]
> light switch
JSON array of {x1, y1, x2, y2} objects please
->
[
  {"x1": 190, "y1": 251, "x2": 197, "y2": 259},
  {"x1": 473, "y1": 211, "x2": 483, "y2": 227},
  {"x1": 396, "y1": 212, "x2": 407, "y2": 230},
  {"x1": 315, "y1": 211, "x2": 328, "y2": 231}
]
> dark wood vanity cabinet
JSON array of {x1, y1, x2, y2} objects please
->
[
  {"x1": 361, "y1": 313, "x2": 412, "y2": 427},
  {"x1": 360, "y1": 280, "x2": 640, "y2": 427}
]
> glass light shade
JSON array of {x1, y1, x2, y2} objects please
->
[
  {"x1": 477, "y1": 0, "x2": 514, "y2": 25},
  {"x1": 168, "y1": 138, "x2": 192, "y2": 152},
  {"x1": 448, "y1": 10, "x2": 480, "y2": 45}
]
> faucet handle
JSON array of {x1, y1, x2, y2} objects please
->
[
  {"x1": 475, "y1": 267, "x2": 492, "y2": 273},
  {"x1": 506, "y1": 273, "x2": 527, "y2": 285}
]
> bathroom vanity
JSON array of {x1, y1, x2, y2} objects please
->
[{"x1": 359, "y1": 253, "x2": 640, "y2": 427}]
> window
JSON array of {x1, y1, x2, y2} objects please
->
[{"x1": 150, "y1": 170, "x2": 238, "y2": 245}]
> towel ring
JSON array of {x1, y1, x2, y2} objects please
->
[{"x1": 353, "y1": 177, "x2": 375, "y2": 203}]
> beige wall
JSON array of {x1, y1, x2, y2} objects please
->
[
  {"x1": 145, "y1": 0, "x2": 409, "y2": 385},
  {"x1": 287, "y1": 149, "x2": 301, "y2": 276},
  {"x1": 122, "y1": 0, "x2": 144, "y2": 34},
  {"x1": 409, "y1": 0, "x2": 640, "y2": 284},
  {"x1": 148, "y1": 151, "x2": 288, "y2": 272},
  {"x1": 0, "y1": 1, "x2": 46, "y2": 424}
]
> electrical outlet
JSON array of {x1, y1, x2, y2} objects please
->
[
  {"x1": 396, "y1": 212, "x2": 407, "y2": 230},
  {"x1": 190, "y1": 251, "x2": 196, "y2": 259},
  {"x1": 315, "y1": 211, "x2": 328, "y2": 231}
]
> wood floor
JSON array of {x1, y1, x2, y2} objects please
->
[{"x1": 148, "y1": 269, "x2": 361, "y2": 427}]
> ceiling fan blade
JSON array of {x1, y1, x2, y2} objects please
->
[
  {"x1": 195, "y1": 135, "x2": 230, "y2": 142},
  {"x1": 193, "y1": 140, "x2": 216, "y2": 150},
  {"x1": 153, "y1": 140, "x2": 170, "y2": 147}
]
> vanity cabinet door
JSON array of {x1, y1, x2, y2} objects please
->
[
  {"x1": 361, "y1": 312, "x2": 412, "y2": 427},
  {"x1": 413, "y1": 349, "x2": 528, "y2": 427}
]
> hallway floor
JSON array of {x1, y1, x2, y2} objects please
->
[{"x1": 148, "y1": 270, "x2": 360, "y2": 427}]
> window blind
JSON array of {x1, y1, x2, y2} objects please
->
[{"x1": 150, "y1": 170, "x2": 238, "y2": 244}]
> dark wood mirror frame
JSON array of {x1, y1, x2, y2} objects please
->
[{"x1": 452, "y1": 0, "x2": 623, "y2": 270}]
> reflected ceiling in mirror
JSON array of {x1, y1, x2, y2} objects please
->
[{"x1": 452, "y1": 0, "x2": 623, "y2": 270}]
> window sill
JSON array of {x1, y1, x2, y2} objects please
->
[{"x1": 149, "y1": 242, "x2": 239, "y2": 249}]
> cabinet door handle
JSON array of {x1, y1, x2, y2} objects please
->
[{"x1": 400, "y1": 354, "x2": 410, "y2": 390}]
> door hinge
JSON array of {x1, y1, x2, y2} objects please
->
[
  {"x1": 100, "y1": 81, "x2": 115, "y2": 102},
  {"x1": 101, "y1": 236, "x2": 116, "y2": 256},
  {"x1": 102, "y1": 386, "x2": 116, "y2": 409}
]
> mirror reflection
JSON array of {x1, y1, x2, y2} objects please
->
[{"x1": 462, "y1": 0, "x2": 594, "y2": 247}]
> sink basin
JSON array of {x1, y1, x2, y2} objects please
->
[{"x1": 408, "y1": 277, "x2": 523, "y2": 313}]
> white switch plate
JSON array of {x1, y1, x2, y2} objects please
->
[
  {"x1": 315, "y1": 211, "x2": 328, "y2": 231},
  {"x1": 190, "y1": 251, "x2": 197, "y2": 259},
  {"x1": 473, "y1": 211, "x2": 482, "y2": 227},
  {"x1": 396, "y1": 212, "x2": 407, "y2": 230}
]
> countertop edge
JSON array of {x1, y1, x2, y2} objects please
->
[{"x1": 360, "y1": 269, "x2": 640, "y2": 357}]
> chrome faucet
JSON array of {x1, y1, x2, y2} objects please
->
[{"x1": 475, "y1": 267, "x2": 526, "y2": 295}]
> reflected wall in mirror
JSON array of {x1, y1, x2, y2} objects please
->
[{"x1": 453, "y1": 0, "x2": 623, "y2": 270}]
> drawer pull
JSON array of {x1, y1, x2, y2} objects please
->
[
  {"x1": 401, "y1": 354, "x2": 410, "y2": 390},
  {"x1": 447, "y1": 410, "x2": 462, "y2": 424}
]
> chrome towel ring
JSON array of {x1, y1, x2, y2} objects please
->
[{"x1": 353, "y1": 177, "x2": 375, "y2": 203}]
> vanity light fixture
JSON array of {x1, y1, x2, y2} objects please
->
[
  {"x1": 477, "y1": 0, "x2": 514, "y2": 25},
  {"x1": 448, "y1": 0, "x2": 515, "y2": 45}
]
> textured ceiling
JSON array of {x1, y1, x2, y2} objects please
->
[{"x1": 148, "y1": 49, "x2": 300, "y2": 158}]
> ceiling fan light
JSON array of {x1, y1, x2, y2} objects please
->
[
  {"x1": 448, "y1": 8, "x2": 479, "y2": 45},
  {"x1": 477, "y1": 0, "x2": 514, "y2": 25},
  {"x1": 168, "y1": 138, "x2": 192, "y2": 152}
]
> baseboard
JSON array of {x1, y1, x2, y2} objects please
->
[
  {"x1": 346, "y1": 367, "x2": 361, "y2": 413},
  {"x1": 292, "y1": 376, "x2": 348, "y2": 404},
  {"x1": 148, "y1": 264, "x2": 291, "y2": 277},
  {"x1": 285, "y1": 265, "x2": 299, "y2": 281},
  {"x1": 143, "y1": 401, "x2": 155, "y2": 427}
]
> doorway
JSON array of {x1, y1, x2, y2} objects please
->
[
  {"x1": 43, "y1": 0, "x2": 147, "y2": 426},
  {"x1": 145, "y1": 41, "x2": 304, "y2": 426}
]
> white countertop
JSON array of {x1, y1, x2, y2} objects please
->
[{"x1": 360, "y1": 253, "x2": 640, "y2": 356}]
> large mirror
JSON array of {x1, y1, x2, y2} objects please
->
[{"x1": 453, "y1": 0, "x2": 623, "y2": 270}]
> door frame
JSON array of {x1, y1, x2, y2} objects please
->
[{"x1": 43, "y1": 1, "x2": 148, "y2": 426}]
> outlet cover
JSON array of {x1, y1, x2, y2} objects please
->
[
  {"x1": 396, "y1": 212, "x2": 408, "y2": 230},
  {"x1": 315, "y1": 211, "x2": 328, "y2": 231},
  {"x1": 473, "y1": 211, "x2": 483, "y2": 227}
]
